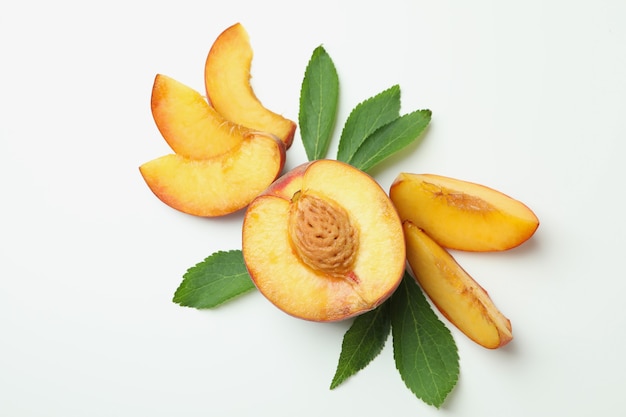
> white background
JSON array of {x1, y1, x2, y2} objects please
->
[{"x1": 2, "y1": 1, "x2": 625, "y2": 416}]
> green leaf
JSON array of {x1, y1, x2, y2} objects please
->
[
  {"x1": 330, "y1": 302, "x2": 391, "y2": 389},
  {"x1": 337, "y1": 85, "x2": 401, "y2": 164},
  {"x1": 390, "y1": 272, "x2": 459, "y2": 408},
  {"x1": 349, "y1": 109, "x2": 432, "y2": 173},
  {"x1": 299, "y1": 45, "x2": 339, "y2": 161},
  {"x1": 173, "y1": 250, "x2": 256, "y2": 309}
]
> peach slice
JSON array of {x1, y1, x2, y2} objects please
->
[
  {"x1": 151, "y1": 73, "x2": 247, "y2": 159},
  {"x1": 390, "y1": 173, "x2": 539, "y2": 251},
  {"x1": 242, "y1": 160, "x2": 405, "y2": 322},
  {"x1": 403, "y1": 221, "x2": 513, "y2": 349},
  {"x1": 204, "y1": 23, "x2": 296, "y2": 149},
  {"x1": 139, "y1": 133, "x2": 285, "y2": 217}
]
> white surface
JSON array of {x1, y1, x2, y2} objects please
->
[{"x1": 2, "y1": 1, "x2": 625, "y2": 416}]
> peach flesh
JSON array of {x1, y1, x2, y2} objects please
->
[
  {"x1": 204, "y1": 22, "x2": 296, "y2": 149},
  {"x1": 151, "y1": 74, "x2": 246, "y2": 159},
  {"x1": 242, "y1": 160, "x2": 405, "y2": 322},
  {"x1": 390, "y1": 173, "x2": 539, "y2": 251},
  {"x1": 403, "y1": 221, "x2": 513, "y2": 349},
  {"x1": 139, "y1": 133, "x2": 285, "y2": 217}
]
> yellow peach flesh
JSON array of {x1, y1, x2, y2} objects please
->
[
  {"x1": 242, "y1": 160, "x2": 405, "y2": 322},
  {"x1": 139, "y1": 133, "x2": 285, "y2": 217},
  {"x1": 204, "y1": 23, "x2": 296, "y2": 149},
  {"x1": 390, "y1": 173, "x2": 539, "y2": 251},
  {"x1": 403, "y1": 221, "x2": 512, "y2": 349},
  {"x1": 151, "y1": 74, "x2": 246, "y2": 159}
]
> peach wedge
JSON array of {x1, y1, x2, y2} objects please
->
[
  {"x1": 390, "y1": 173, "x2": 539, "y2": 251},
  {"x1": 204, "y1": 23, "x2": 296, "y2": 149},
  {"x1": 403, "y1": 221, "x2": 513, "y2": 349},
  {"x1": 139, "y1": 133, "x2": 285, "y2": 217},
  {"x1": 242, "y1": 160, "x2": 405, "y2": 322},
  {"x1": 151, "y1": 73, "x2": 247, "y2": 159}
]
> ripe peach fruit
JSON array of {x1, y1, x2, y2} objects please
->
[
  {"x1": 242, "y1": 160, "x2": 405, "y2": 322},
  {"x1": 403, "y1": 221, "x2": 513, "y2": 349},
  {"x1": 139, "y1": 133, "x2": 285, "y2": 217},
  {"x1": 204, "y1": 23, "x2": 297, "y2": 149},
  {"x1": 390, "y1": 173, "x2": 539, "y2": 251},
  {"x1": 151, "y1": 74, "x2": 248, "y2": 159}
]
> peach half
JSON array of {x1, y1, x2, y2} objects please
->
[
  {"x1": 242, "y1": 160, "x2": 405, "y2": 322},
  {"x1": 139, "y1": 133, "x2": 285, "y2": 217},
  {"x1": 151, "y1": 73, "x2": 248, "y2": 159},
  {"x1": 204, "y1": 23, "x2": 296, "y2": 149},
  {"x1": 390, "y1": 173, "x2": 539, "y2": 251},
  {"x1": 403, "y1": 221, "x2": 513, "y2": 349}
]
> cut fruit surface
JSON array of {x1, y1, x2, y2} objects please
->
[
  {"x1": 390, "y1": 173, "x2": 539, "y2": 251},
  {"x1": 204, "y1": 23, "x2": 296, "y2": 149},
  {"x1": 403, "y1": 221, "x2": 513, "y2": 349},
  {"x1": 151, "y1": 74, "x2": 246, "y2": 159},
  {"x1": 139, "y1": 133, "x2": 285, "y2": 217},
  {"x1": 242, "y1": 160, "x2": 405, "y2": 322}
]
